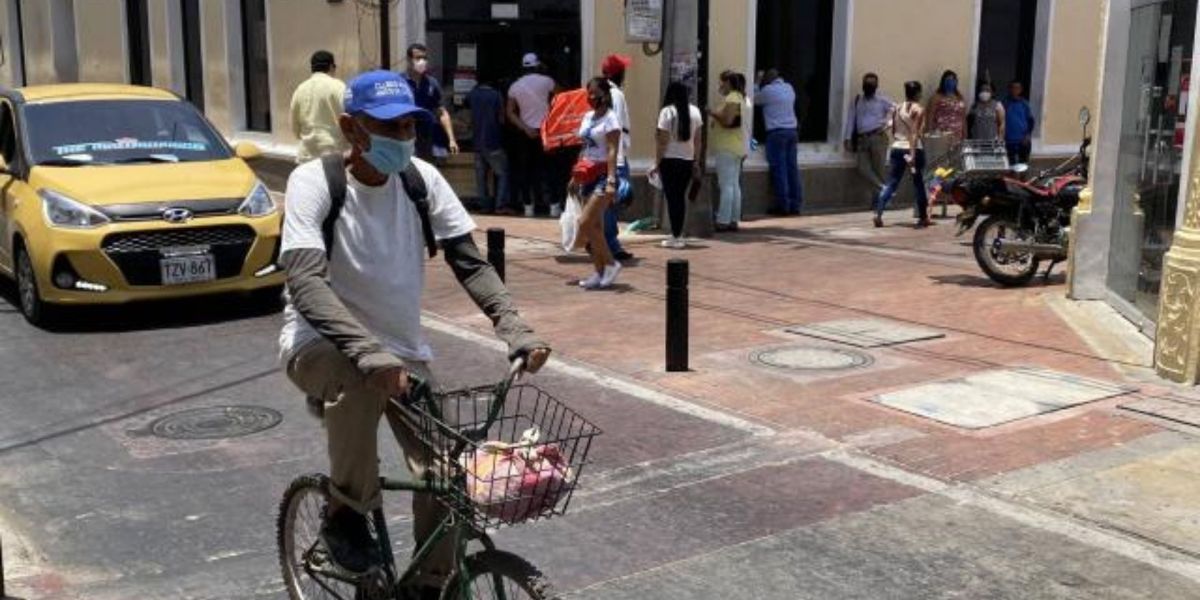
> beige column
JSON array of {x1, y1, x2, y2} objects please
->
[{"x1": 1155, "y1": 127, "x2": 1200, "y2": 383}]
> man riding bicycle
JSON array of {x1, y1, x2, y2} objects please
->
[{"x1": 278, "y1": 70, "x2": 550, "y2": 597}]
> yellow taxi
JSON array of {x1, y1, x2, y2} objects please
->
[{"x1": 0, "y1": 84, "x2": 283, "y2": 325}]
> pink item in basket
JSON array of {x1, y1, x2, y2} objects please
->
[{"x1": 462, "y1": 436, "x2": 575, "y2": 523}]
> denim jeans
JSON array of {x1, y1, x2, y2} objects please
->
[
  {"x1": 474, "y1": 148, "x2": 509, "y2": 211},
  {"x1": 604, "y1": 163, "x2": 631, "y2": 255},
  {"x1": 874, "y1": 148, "x2": 928, "y2": 220},
  {"x1": 766, "y1": 128, "x2": 802, "y2": 213},
  {"x1": 1005, "y1": 139, "x2": 1031, "y2": 165},
  {"x1": 714, "y1": 151, "x2": 744, "y2": 225}
]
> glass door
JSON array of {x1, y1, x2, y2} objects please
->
[{"x1": 1107, "y1": 0, "x2": 1197, "y2": 321}]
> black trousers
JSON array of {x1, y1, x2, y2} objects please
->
[
  {"x1": 661, "y1": 158, "x2": 693, "y2": 238},
  {"x1": 511, "y1": 133, "x2": 547, "y2": 208}
]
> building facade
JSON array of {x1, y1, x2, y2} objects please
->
[
  {"x1": 1069, "y1": 0, "x2": 1200, "y2": 382},
  {"x1": 0, "y1": 0, "x2": 1103, "y2": 214}
]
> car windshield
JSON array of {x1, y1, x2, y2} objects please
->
[{"x1": 23, "y1": 99, "x2": 232, "y2": 166}]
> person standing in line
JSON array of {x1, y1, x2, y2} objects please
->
[
  {"x1": 874, "y1": 81, "x2": 932, "y2": 229},
  {"x1": 926, "y1": 70, "x2": 968, "y2": 144},
  {"x1": 602, "y1": 54, "x2": 634, "y2": 261},
  {"x1": 506, "y1": 52, "x2": 557, "y2": 217},
  {"x1": 289, "y1": 50, "x2": 347, "y2": 163},
  {"x1": 842, "y1": 72, "x2": 894, "y2": 204},
  {"x1": 465, "y1": 76, "x2": 509, "y2": 214},
  {"x1": 1003, "y1": 80, "x2": 1036, "y2": 165},
  {"x1": 968, "y1": 81, "x2": 1006, "y2": 141},
  {"x1": 710, "y1": 70, "x2": 748, "y2": 232},
  {"x1": 572, "y1": 78, "x2": 624, "y2": 290},
  {"x1": 650, "y1": 82, "x2": 704, "y2": 249},
  {"x1": 754, "y1": 69, "x2": 802, "y2": 216},
  {"x1": 404, "y1": 43, "x2": 458, "y2": 164}
]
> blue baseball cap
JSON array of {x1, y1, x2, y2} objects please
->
[{"x1": 343, "y1": 70, "x2": 431, "y2": 121}]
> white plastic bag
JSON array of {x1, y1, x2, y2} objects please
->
[{"x1": 560, "y1": 191, "x2": 583, "y2": 252}]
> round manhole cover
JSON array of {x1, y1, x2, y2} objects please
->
[
  {"x1": 150, "y1": 405, "x2": 282, "y2": 440},
  {"x1": 750, "y1": 346, "x2": 874, "y2": 371}
]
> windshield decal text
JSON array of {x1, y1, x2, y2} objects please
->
[{"x1": 52, "y1": 140, "x2": 209, "y2": 155}]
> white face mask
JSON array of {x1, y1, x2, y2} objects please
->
[
  {"x1": 413, "y1": 58, "x2": 429, "y2": 74},
  {"x1": 978, "y1": 91, "x2": 992, "y2": 102}
]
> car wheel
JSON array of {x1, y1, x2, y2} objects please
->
[{"x1": 15, "y1": 244, "x2": 50, "y2": 326}]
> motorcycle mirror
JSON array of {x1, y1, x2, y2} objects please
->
[{"x1": 1079, "y1": 106, "x2": 1091, "y2": 128}]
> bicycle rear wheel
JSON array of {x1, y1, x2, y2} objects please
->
[
  {"x1": 278, "y1": 473, "x2": 374, "y2": 600},
  {"x1": 440, "y1": 550, "x2": 559, "y2": 600}
]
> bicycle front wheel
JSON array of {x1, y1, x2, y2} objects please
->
[
  {"x1": 440, "y1": 550, "x2": 559, "y2": 600},
  {"x1": 277, "y1": 473, "x2": 366, "y2": 600}
]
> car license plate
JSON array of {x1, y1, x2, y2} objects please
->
[{"x1": 160, "y1": 254, "x2": 215, "y2": 285}]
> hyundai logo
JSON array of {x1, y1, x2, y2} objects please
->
[{"x1": 162, "y1": 207, "x2": 193, "y2": 223}]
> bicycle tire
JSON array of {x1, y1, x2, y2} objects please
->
[
  {"x1": 439, "y1": 550, "x2": 559, "y2": 600},
  {"x1": 278, "y1": 473, "x2": 367, "y2": 600}
]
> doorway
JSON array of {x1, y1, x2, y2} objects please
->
[{"x1": 1107, "y1": 0, "x2": 1198, "y2": 321}]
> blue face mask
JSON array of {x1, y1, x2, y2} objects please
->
[
  {"x1": 943, "y1": 78, "x2": 958, "y2": 94},
  {"x1": 361, "y1": 133, "x2": 415, "y2": 174}
]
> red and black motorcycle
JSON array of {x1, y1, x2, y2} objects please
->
[{"x1": 946, "y1": 108, "x2": 1092, "y2": 286}]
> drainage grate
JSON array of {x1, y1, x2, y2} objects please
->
[
  {"x1": 149, "y1": 405, "x2": 283, "y2": 440},
  {"x1": 750, "y1": 345, "x2": 875, "y2": 371}
]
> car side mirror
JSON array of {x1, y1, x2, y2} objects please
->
[{"x1": 234, "y1": 141, "x2": 262, "y2": 161}]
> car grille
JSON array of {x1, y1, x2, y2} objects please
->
[{"x1": 101, "y1": 225, "x2": 257, "y2": 285}]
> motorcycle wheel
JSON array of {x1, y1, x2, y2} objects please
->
[{"x1": 972, "y1": 215, "x2": 1040, "y2": 287}]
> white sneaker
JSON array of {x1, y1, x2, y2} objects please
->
[
  {"x1": 673, "y1": 237, "x2": 688, "y2": 249},
  {"x1": 524, "y1": 205, "x2": 535, "y2": 218},
  {"x1": 579, "y1": 272, "x2": 602, "y2": 289},
  {"x1": 599, "y1": 262, "x2": 622, "y2": 288},
  {"x1": 660, "y1": 237, "x2": 676, "y2": 248},
  {"x1": 550, "y1": 203, "x2": 563, "y2": 218},
  {"x1": 661, "y1": 237, "x2": 687, "y2": 249}
]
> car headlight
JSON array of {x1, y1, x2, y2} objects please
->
[
  {"x1": 238, "y1": 182, "x2": 276, "y2": 217},
  {"x1": 40, "y1": 189, "x2": 110, "y2": 228}
]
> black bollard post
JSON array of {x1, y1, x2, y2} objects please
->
[
  {"x1": 666, "y1": 259, "x2": 689, "y2": 372},
  {"x1": 487, "y1": 228, "x2": 506, "y2": 283},
  {"x1": 1, "y1": 534, "x2": 6, "y2": 599}
]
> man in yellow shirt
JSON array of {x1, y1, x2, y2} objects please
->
[{"x1": 289, "y1": 50, "x2": 348, "y2": 163}]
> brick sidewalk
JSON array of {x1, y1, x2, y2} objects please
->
[{"x1": 427, "y1": 209, "x2": 1168, "y2": 486}]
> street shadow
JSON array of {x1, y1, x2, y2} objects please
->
[
  {"x1": 929, "y1": 272, "x2": 1068, "y2": 288},
  {"x1": 0, "y1": 281, "x2": 283, "y2": 334}
]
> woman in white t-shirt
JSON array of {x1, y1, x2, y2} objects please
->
[
  {"x1": 570, "y1": 77, "x2": 623, "y2": 289},
  {"x1": 649, "y1": 82, "x2": 704, "y2": 248}
]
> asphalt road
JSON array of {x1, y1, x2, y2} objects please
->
[{"x1": 0, "y1": 281, "x2": 1198, "y2": 599}]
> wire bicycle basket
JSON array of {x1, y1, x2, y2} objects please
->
[{"x1": 408, "y1": 381, "x2": 601, "y2": 532}]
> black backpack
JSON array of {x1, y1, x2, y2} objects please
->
[{"x1": 319, "y1": 153, "x2": 437, "y2": 260}]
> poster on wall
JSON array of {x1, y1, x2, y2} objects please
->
[{"x1": 626, "y1": 0, "x2": 664, "y2": 43}]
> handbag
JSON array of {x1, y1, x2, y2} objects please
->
[
  {"x1": 570, "y1": 159, "x2": 606, "y2": 186},
  {"x1": 559, "y1": 190, "x2": 583, "y2": 252}
]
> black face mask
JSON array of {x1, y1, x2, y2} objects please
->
[{"x1": 863, "y1": 83, "x2": 878, "y2": 97}]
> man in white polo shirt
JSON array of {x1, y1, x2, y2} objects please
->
[{"x1": 279, "y1": 70, "x2": 550, "y2": 592}]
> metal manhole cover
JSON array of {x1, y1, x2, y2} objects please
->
[
  {"x1": 150, "y1": 405, "x2": 282, "y2": 440},
  {"x1": 750, "y1": 346, "x2": 875, "y2": 371}
]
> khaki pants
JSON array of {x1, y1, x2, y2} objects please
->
[
  {"x1": 856, "y1": 131, "x2": 888, "y2": 195},
  {"x1": 286, "y1": 339, "x2": 455, "y2": 583}
]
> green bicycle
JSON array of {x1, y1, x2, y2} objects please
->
[{"x1": 277, "y1": 359, "x2": 600, "y2": 600}]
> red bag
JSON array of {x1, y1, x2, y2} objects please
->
[
  {"x1": 541, "y1": 88, "x2": 591, "y2": 151},
  {"x1": 570, "y1": 159, "x2": 606, "y2": 186}
]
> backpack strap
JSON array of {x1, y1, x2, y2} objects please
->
[
  {"x1": 320, "y1": 154, "x2": 347, "y2": 260},
  {"x1": 397, "y1": 162, "x2": 438, "y2": 259}
]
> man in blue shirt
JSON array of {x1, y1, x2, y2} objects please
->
[
  {"x1": 404, "y1": 43, "x2": 459, "y2": 165},
  {"x1": 466, "y1": 77, "x2": 508, "y2": 213},
  {"x1": 1002, "y1": 80, "x2": 1036, "y2": 165},
  {"x1": 755, "y1": 69, "x2": 802, "y2": 215}
]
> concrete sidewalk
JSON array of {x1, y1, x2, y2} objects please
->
[{"x1": 428, "y1": 207, "x2": 1200, "y2": 559}]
